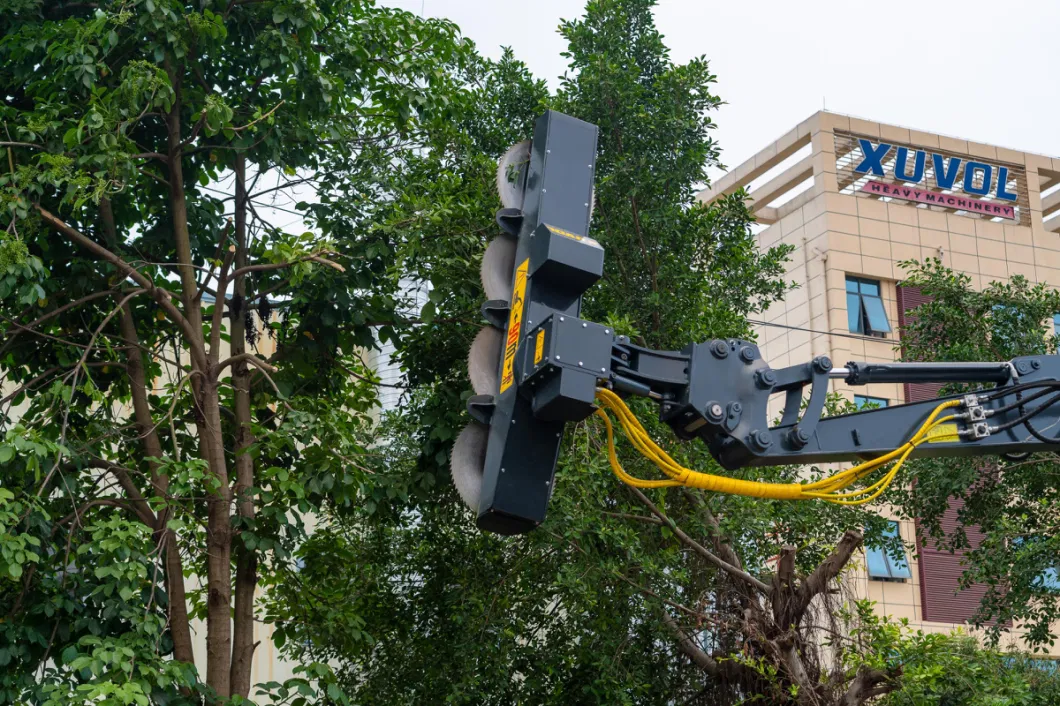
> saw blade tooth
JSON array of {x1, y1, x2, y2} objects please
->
[
  {"x1": 496, "y1": 140, "x2": 531, "y2": 210},
  {"x1": 480, "y1": 234, "x2": 517, "y2": 301},
  {"x1": 451, "y1": 421, "x2": 488, "y2": 512},
  {"x1": 468, "y1": 326, "x2": 502, "y2": 396}
]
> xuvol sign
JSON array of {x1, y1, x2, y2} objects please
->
[{"x1": 852, "y1": 138, "x2": 1019, "y2": 220}]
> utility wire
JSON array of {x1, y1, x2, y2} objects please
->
[{"x1": 747, "y1": 318, "x2": 898, "y2": 344}]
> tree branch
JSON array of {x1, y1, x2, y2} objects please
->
[
  {"x1": 56, "y1": 498, "x2": 135, "y2": 529},
  {"x1": 215, "y1": 352, "x2": 277, "y2": 377},
  {"x1": 627, "y1": 486, "x2": 771, "y2": 595},
  {"x1": 0, "y1": 362, "x2": 122, "y2": 407},
  {"x1": 0, "y1": 141, "x2": 44, "y2": 150},
  {"x1": 87, "y1": 458, "x2": 156, "y2": 526},
  {"x1": 228, "y1": 251, "x2": 344, "y2": 281},
  {"x1": 209, "y1": 243, "x2": 236, "y2": 358},
  {"x1": 0, "y1": 289, "x2": 118, "y2": 354},
  {"x1": 660, "y1": 609, "x2": 720, "y2": 677},
  {"x1": 34, "y1": 205, "x2": 207, "y2": 371},
  {"x1": 790, "y1": 529, "x2": 863, "y2": 625},
  {"x1": 841, "y1": 665, "x2": 900, "y2": 706}
]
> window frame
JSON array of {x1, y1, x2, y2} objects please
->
[
  {"x1": 854, "y1": 395, "x2": 889, "y2": 410},
  {"x1": 865, "y1": 520, "x2": 912, "y2": 582},
  {"x1": 846, "y1": 275, "x2": 892, "y2": 338}
]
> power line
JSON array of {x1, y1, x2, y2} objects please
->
[{"x1": 747, "y1": 319, "x2": 900, "y2": 344}]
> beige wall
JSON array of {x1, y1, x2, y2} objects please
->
[{"x1": 702, "y1": 111, "x2": 1060, "y2": 656}]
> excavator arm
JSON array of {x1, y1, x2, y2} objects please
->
[{"x1": 455, "y1": 109, "x2": 1060, "y2": 535}]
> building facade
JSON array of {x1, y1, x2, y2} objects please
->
[{"x1": 697, "y1": 111, "x2": 1060, "y2": 654}]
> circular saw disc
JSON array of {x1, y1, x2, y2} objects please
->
[
  {"x1": 480, "y1": 234, "x2": 517, "y2": 301},
  {"x1": 468, "y1": 326, "x2": 502, "y2": 395},
  {"x1": 496, "y1": 140, "x2": 531, "y2": 210},
  {"x1": 451, "y1": 421, "x2": 488, "y2": 512}
]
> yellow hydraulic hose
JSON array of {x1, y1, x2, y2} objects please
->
[{"x1": 593, "y1": 387, "x2": 961, "y2": 506}]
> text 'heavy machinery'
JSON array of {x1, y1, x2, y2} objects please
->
[{"x1": 452, "y1": 110, "x2": 1060, "y2": 536}]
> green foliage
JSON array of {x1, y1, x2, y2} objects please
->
[
  {"x1": 883, "y1": 633, "x2": 1060, "y2": 705},
  {"x1": 263, "y1": 2, "x2": 928, "y2": 705},
  {"x1": 1, "y1": 0, "x2": 474, "y2": 701},
  {"x1": 892, "y1": 259, "x2": 1060, "y2": 649}
]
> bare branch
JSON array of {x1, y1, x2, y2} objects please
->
[
  {"x1": 34, "y1": 205, "x2": 207, "y2": 370},
  {"x1": 0, "y1": 141, "x2": 44, "y2": 150},
  {"x1": 228, "y1": 251, "x2": 343, "y2": 281},
  {"x1": 215, "y1": 352, "x2": 277, "y2": 377},
  {"x1": 87, "y1": 458, "x2": 156, "y2": 526},
  {"x1": 602, "y1": 511, "x2": 665, "y2": 526},
  {"x1": 128, "y1": 152, "x2": 170, "y2": 163},
  {"x1": 209, "y1": 243, "x2": 237, "y2": 357},
  {"x1": 790, "y1": 529, "x2": 863, "y2": 625},
  {"x1": 660, "y1": 609, "x2": 720, "y2": 677},
  {"x1": 1, "y1": 289, "x2": 118, "y2": 353},
  {"x1": 841, "y1": 665, "x2": 900, "y2": 706},
  {"x1": 229, "y1": 100, "x2": 285, "y2": 133},
  {"x1": 0, "y1": 362, "x2": 122, "y2": 407},
  {"x1": 56, "y1": 498, "x2": 135, "y2": 529},
  {"x1": 627, "y1": 486, "x2": 772, "y2": 594}
]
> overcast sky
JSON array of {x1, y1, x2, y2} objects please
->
[{"x1": 387, "y1": 0, "x2": 1060, "y2": 182}]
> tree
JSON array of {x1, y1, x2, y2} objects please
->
[
  {"x1": 266, "y1": 2, "x2": 952, "y2": 704},
  {"x1": 0, "y1": 0, "x2": 470, "y2": 701},
  {"x1": 879, "y1": 632, "x2": 1060, "y2": 705},
  {"x1": 893, "y1": 258, "x2": 1060, "y2": 649}
]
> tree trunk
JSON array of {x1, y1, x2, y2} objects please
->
[
  {"x1": 100, "y1": 198, "x2": 195, "y2": 665},
  {"x1": 165, "y1": 60, "x2": 232, "y2": 697},
  {"x1": 229, "y1": 156, "x2": 259, "y2": 697}
]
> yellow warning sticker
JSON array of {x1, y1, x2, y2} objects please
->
[
  {"x1": 534, "y1": 329, "x2": 546, "y2": 365},
  {"x1": 544, "y1": 223, "x2": 602, "y2": 249},
  {"x1": 926, "y1": 422, "x2": 961, "y2": 444},
  {"x1": 500, "y1": 258, "x2": 530, "y2": 393}
]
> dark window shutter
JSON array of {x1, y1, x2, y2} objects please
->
[
  {"x1": 915, "y1": 499, "x2": 993, "y2": 624},
  {"x1": 898, "y1": 285, "x2": 1008, "y2": 625},
  {"x1": 896, "y1": 285, "x2": 943, "y2": 402}
]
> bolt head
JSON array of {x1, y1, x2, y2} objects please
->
[
  {"x1": 709, "y1": 404, "x2": 723, "y2": 417},
  {"x1": 750, "y1": 429, "x2": 773, "y2": 450}
]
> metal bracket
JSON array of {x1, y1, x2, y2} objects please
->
[
  {"x1": 481, "y1": 300, "x2": 510, "y2": 330},
  {"x1": 467, "y1": 394, "x2": 496, "y2": 426},
  {"x1": 773, "y1": 356, "x2": 833, "y2": 449},
  {"x1": 496, "y1": 207, "x2": 524, "y2": 238}
]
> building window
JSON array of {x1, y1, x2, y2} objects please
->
[
  {"x1": 846, "y1": 276, "x2": 891, "y2": 337},
  {"x1": 1012, "y1": 537, "x2": 1060, "y2": 592},
  {"x1": 1053, "y1": 313, "x2": 1060, "y2": 337},
  {"x1": 865, "y1": 521, "x2": 911, "y2": 581},
  {"x1": 854, "y1": 395, "x2": 888, "y2": 410},
  {"x1": 1039, "y1": 568, "x2": 1060, "y2": 592}
]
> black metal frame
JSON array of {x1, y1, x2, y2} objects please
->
[{"x1": 467, "y1": 109, "x2": 1060, "y2": 536}]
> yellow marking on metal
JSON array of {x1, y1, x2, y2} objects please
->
[
  {"x1": 500, "y1": 258, "x2": 530, "y2": 393},
  {"x1": 544, "y1": 223, "x2": 602, "y2": 249},
  {"x1": 926, "y1": 422, "x2": 961, "y2": 444},
  {"x1": 534, "y1": 329, "x2": 546, "y2": 365}
]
